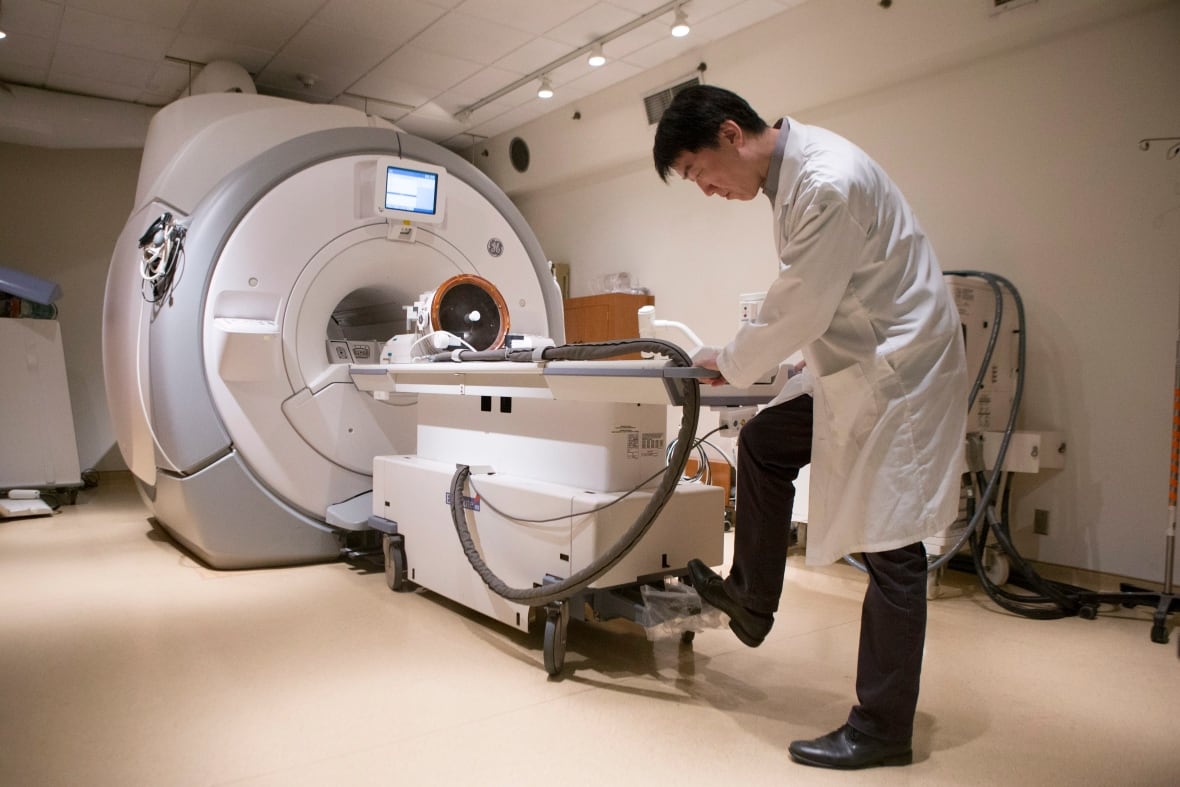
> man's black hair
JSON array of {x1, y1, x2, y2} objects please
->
[{"x1": 652, "y1": 85, "x2": 769, "y2": 183}]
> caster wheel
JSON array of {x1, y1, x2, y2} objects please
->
[
  {"x1": 383, "y1": 535, "x2": 407, "y2": 592},
  {"x1": 543, "y1": 602, "x2": 569, "y2": 676},
  {"x1": 1078, "y1": 605, "x2": 1098, "y2": 620},
  {"x1": 1150, "y1": 623, "x2": 1169, "y2": 644},
  {"x1": 983, "y1": 551, "x2": 1010, "y2": 587},
  {"x1": 680, "y1": 630, "x2": 695, "y2": 645}
]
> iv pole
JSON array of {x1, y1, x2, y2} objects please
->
[{"x1": 1117, "y1": 136, "x2": 1180, "y2": 645}]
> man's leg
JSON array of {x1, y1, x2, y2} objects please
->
[
  {"x1": 724, "y1": 394, "x2": 813, "y2": 613},
  {"x1": 687, "y1": 395, "x2": 812, "y2": 646},
  {"x1": 788, "y1": 541, "x2": 927, "y2": 769},
  {"x1": 848, "y1": 541, "x2": 928, "y2": 742}
]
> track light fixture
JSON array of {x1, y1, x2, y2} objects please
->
[
  {"x1": 455, "y1": 2, "x2": 690, "y2": 120},
  {"x1": 671, "y1": 5, "x2": 691, "y2": 38},
  {"x1": 587, "y1": 43, "x2": 606, "y2": 68}
]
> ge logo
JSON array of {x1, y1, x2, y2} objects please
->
[{"x1": 486, "y1": 238, "x2": 504, "y2": 257}]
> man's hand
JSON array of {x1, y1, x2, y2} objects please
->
[{"x1": 694, "y1": 351, "x2": 729, "y2": 387}]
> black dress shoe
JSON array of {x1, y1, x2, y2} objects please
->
[
  {"x1": 788, "y1": 724, "x2": 913, "y2": 770},
  {"x1": 687, "y1": 559, "x2": 773, "y2": 647}
]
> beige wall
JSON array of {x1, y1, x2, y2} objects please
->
[
  {"x1": 0, "y1": 143, "x2": 142, "y2": 472},
  {"x1": 498, "y1": 2, "x2": 1180, "y2": 581}
]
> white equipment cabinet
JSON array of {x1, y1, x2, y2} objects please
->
[
  {"x1": 355, "y1": 359, "x2": 726, "y2": 673},
  {"x1": 0, "y1": 318, "x2": 82, "y2": 491}
]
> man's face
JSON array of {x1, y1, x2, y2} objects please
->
[{"x1": 671, "y1": 121, "x2": 762, "y2": 201}]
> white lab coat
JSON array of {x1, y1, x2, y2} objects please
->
[{"x1": 716, "y1": 119, "x2": 968, "y2": 565}]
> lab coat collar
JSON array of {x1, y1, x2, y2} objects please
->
[
  {"x1": 763, "y1": 117, "x2": 791, "y2": 206},
  {"x1": 771, "y1": 116, "x2": 808, "y2": 215}
]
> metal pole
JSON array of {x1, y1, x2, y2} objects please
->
[{"x1": 1165, "y1": 282, "x2": 1179, "y2": 594}]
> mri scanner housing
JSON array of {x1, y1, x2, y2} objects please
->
[{"x1": 103, "y1": 93, "x2": 563, "y2": 569}]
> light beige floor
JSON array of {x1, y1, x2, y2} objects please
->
[{"x1": 1, "y1": 472, "x2": 1176, "y2": 787}]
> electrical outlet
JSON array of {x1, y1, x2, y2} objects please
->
[
  {"x1": 1033, "y1": 509, "x2": 1050, "y2": 535},
  {"x1": 719, "y1": 406, "x2": 757, "y2": 433}
]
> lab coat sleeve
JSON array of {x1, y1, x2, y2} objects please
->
[{"x1": 717, "y1": 190, "x2": 868, "y2": 388}]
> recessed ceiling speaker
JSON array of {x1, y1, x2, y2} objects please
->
[
  {"x1": 509, "y1": 137, "x2": 530, "y2": 173},
  {"x1": 429, "y1": 274, "x2": 510, "y2": 350}
]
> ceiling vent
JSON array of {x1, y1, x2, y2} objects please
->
[{"x1": 642, "y1": 75, "x2": 701, "y2": 126}]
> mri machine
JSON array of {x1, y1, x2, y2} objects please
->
[{"x1": 103, "y1": 72, "x2": 751, "y2": 672}]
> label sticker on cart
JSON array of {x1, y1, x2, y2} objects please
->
[
  {"x1": 445, "y1": 492, "x2": 481, "y2": 511},
  {"x1": 615, "y1": 425, "x2": 665, "y2": 459}
]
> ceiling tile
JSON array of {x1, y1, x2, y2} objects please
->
[
  {"x1": 0, "y1": 61, "x2": 51, "y2": 88},
  {"x1": 395, "y1": 105, "x2": 467, "y2": 139},
  {"x1": 673, "y1": 0, "x2": 758, "y2": 26},
  {"x1": 313, "y1": 0, "x2": 446, "y2": 48},
  {"x1": 455, "y1": 0, "x2": 598, "y2": 36},
  {"x1": 60, "y1": 8, "x2": 176, "y2": 62},
  {"x1": 167, "y1": 34, "x2": 274, "y2": 73},
  {"x1": 444, "y1": 79, "x2": 541, "y2": 123},
  {"x1": 548, "y1": 55, "x2": 594, "y2": 87},
  {"x1": 255, "y1": 59, "x2": 353, "y2": 101},
  {"x1": 274, "y1": 22, "x2": 392, "y2": 75},
  {"x1": 0, "y1": 32, "x2": 55, "y2": 71},
  {"x1": 49, "y1": 70, "x2": 149, "y2": 102},
  {"x1": 181, "y1": 0, "x2": 312, "y2": 51},
  {"x1": 63, "y1": 0, "x2": 193, "y2": 28},
  {"x1": 144, "y1": 59, "x2": 194, "y2": 97},
  {"x1": 603, "y1": 0, "x2": 670, "y2": 13},
  {"x1": 2, "y1": 0, "x2": 65, "y2": 38},
  {"x1": 444, "y1": 66, "x2": 531, "y2": 103},
  {"x1": 410, "y1": 12, "x2": 534, "y2": 66},
  {"x1": 491, "y1": 36, "x2": 570, "y2": 77},
  {"x1": 619, "y1": 28, "x2": 695, "y2": 68},
  {"x1": 50, "y1": 42, "x2": 158, "y2": 87},
  {"x1": 368, "y1": 45, "x2": 482, "y2": 94},
  {"x1": 545, "y1": 3, "x2": 639, "y2": 47},
  {"x1": 347, "y1": 63, "x2": 437, "y2": 108},
  {"x1": 601, "y1": 18, "x2": 666, "y2": 60}
]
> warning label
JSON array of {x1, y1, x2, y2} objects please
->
[
  {"x1": 616, "y1": 425, "x2": 665, "y2": 459},
  {"x1": 445, "y1": 492, "x2": 481, "y2": 511}
]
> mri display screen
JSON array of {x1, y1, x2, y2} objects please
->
[
  {"x1": 374, "y1": 158, "x2": 446, "y2": 224},
  {"x1": 384, "y1": 166, "x2": 438, "y2": 216}
]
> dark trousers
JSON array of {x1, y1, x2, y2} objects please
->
[{"x1": 724, "y1": 394, "x2": 928, "y2": 742}]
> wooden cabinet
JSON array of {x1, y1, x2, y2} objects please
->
[{"x1": 562, "y1": 293, "x2": 654, "y2": 358}]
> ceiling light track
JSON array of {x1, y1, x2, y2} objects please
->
[{"x1": 455, "y1": 0, "x2": 690, "y2": 121}]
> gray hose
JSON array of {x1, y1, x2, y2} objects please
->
[{"x1": 445, "y1": 339, "x2": 701, "y2": 605}]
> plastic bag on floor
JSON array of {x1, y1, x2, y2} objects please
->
[{"x1": 638, "y1": 581, "x2": 724, "y2": 641}]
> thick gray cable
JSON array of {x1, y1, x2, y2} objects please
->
[
  {"x1": 924, "y1": 271, "x2": 1025, "y2": 573},
  {"x1": 446, "y1": 339, "x2": 700, "y2": 605}
]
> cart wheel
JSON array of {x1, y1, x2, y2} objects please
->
[
  {"x1": 383, "y1": 535, "x2": 407, "y2": 592},
  {"x1": 1150, "y1": 622, "x2": 1169, "y2": 644},
  {"x1": 984, "y1": 552, "x2": 1010, "y2": 587},
  {"x1": 1078, "y1": 604, "x2": 1098, "y2": 620},
  {"x1": 543, "y1": 602, "x2": 569, "y2": 676},
  {"x1": 680, "y1": 630, "x2": 695, "y2": 645}
]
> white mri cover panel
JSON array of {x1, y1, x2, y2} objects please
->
[{"x1": 103, "y1": 94, "x2": 562, "y2": 568}]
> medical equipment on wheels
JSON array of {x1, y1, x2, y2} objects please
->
[{"x1": 353, "y1": 334, "x2": 733, "y2": 674}]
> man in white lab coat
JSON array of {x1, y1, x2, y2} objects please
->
[{"x1": 653, "y1": 86, "x2": 967, "y2": 770}]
